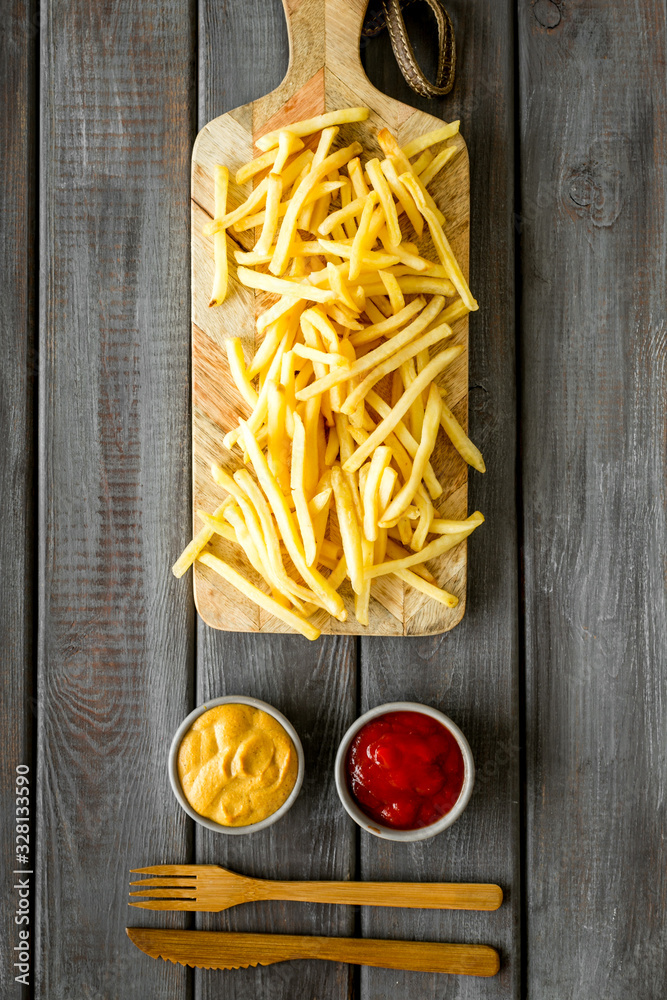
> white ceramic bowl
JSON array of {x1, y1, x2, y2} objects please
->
[
  {"x1": 168, "y1": 695, "x2": 305, "y2": 835},
  {"x1": 335, "y1": 702, "x2": 475, "y2": 842}
]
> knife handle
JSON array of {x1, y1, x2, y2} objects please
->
[
  {"x1": 299, "y1": 935, "x2": 500, "y2": 976},
  {"x1": 259, "y1": 878, "x2": 503, "y2": 911}
]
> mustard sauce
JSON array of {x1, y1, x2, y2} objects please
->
[{"x1": 177, "y1": 703, "x2": 299, "y2": 827}]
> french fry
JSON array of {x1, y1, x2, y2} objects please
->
[
  {"x1": 380, "y1": 240, "x2": 429, "y2": 270},
  {"x1": 257, "y1": 107, "x2": 369, "y2": 151},
  {"x1": 267, "y1": 381, "x2": 290, "y2": 492},
  {"x1": 401, "y1": 358, "x2": 423, "y2": 438},
  {"x1": 440, "y1": 398, "x2": 486, "y2": 472},
  {"x1": 419, "y1": 145, "x2": 458, "y2": 188},
  {"x1": 318, "y1": 196, "x2": 366, "y2": 236},
  {"x1": 317, "y1": 241, "x2": 399, "y2": 270},
  {"x1": 402, "y1": 121, "x2": 460, "y2": 159},
  {"x1": 347, "y1": 155, "x2": 370, "y2": 198},
  {"x1": 441, "y1": 297, "x2": 470, "y2": 326},
  {"x1": 397, "y1": 517, "x2": 412, "y2": 546},
  {"x1": 379, "y1": 270, "x2": 405, "y2": 314},
  {"x1": 356, "y1": 276, "x2": 456, "y2": 298},
  {"x1": 272, "y1": 129, "x2": 305, "y2": 174},
  {"x1": 208, "y1": 469, "x2": 303, "y2": 607},
  {"x1": 290, "y1": 412, "x2": 308, "y2": 494},
  {"x1": 379, "y1": 383, "x2": 444, "y2": 525},
  {"x1": 298, "y1": 126, "x2": 339, "y2": 231},
  {"x1": 292, "y1": 486, "x2": 317, "y2": 566},
  {"x1": 431, "y1": 514, "x2": 487, "y2": 534},
  {"x1": 292, "y1": 343, "x2": 349, "y2": 368},
  {"x1": 339, "y1": 177, "x2": 357, "y2": 239},
  {"x1": 247, "y1": 311, "x2": 296, "y2": 379},
  {"x1": 366, "y1": 157, "x2": 402, "y2": 247},
  {"x1": 386, "y1": 537, "x2": 435, "y2": 581},
  {"x1": 196, "y1": 509, "x2": 238, "y2": 544},
  {"x1": 172, "y1": 498, "x2": 235, "y2": 578},
  {"x1": 254, "y1": 172, "x2": 283, "y2": 257},
  {"x1": 413, "y1": 149, "x2": 434, "y2": 175},
  {"x1": 364, "y1": 297, "x2": 390, "y2": 325},
  {"x1": 362, "y1": 446, "x2": 393, "y2": 541},
  {"x1": 326, "y1": 554, "x2": 348, "y2": 591},
  {"x1": 326, "y1": 261, "x2": 360, "y2": 313},
  {"x1": 226, "y1": 338, "x2": 259, "y2": 408},
  {"x1": 198, "y1": 552, "x2": 320, "y2": 640},
  {"x1": 257, "y1": 294, "x2": 301, "y2": 333},
  {"x1": 366, "y1": 519, "x2": 483, "y2": 578},
  {"x1": 209, "y1": 165, "x2": 229, "y2": 306},
  {"x1": 411, "y1": 486, "x2": 434, "y2": 551},
  {"x1": 311, "y1": 488, "x2": 332, "y2": 564},
  {"x1": 331, "y1": 464, "x2": 364, "y2": 595},
  {"x1": 349, "y1": 191, "x2": 380, "y2": 281},
  {"x1": 400, "y1": 172, "x2": 478, "y2": 311},
  {"x1": 222, "y1": 505, "x2": 268, "y2": 583},
  {"x1": 355, "y1": 537, "x2": 374, "y2": 626},
  {"x1": 236, "y1": 266, "x2": 336, "y2": 304},
  {"x1": 396, "y1": 568, "x2": 458, "y2": 608},
  {"x1": 235, "y1": 134, "x2": 304, "y2": 184},
  {"x1": 379, "y1": 157, "x2": 423, "y2": 237}
]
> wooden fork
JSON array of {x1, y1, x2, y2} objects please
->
[{"x1": 129, "y1": 865, "x2": 503, "y2": 912}]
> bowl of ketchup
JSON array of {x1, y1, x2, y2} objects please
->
[{"x1": 335, "y1": 703, "x2": 475, "y2": 842}]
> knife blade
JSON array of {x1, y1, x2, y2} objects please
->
[{"x1": 126, "y1": 928, "x2": 500, "y2": 976}]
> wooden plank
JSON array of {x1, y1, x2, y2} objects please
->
[
  {"x1": 519, "y1": 2, "x2": 667, "y2": 996},
  {"x1": 194, "y1": 630, "x2": 357, "y2": 1000},
  {"x1": 36, "y1": 0, "x2": 196, "y2": 997},
  {"x1": 194, "y1": 5, "x2": 356, "y2": 1000},
  {"x1": 0, "y1": 1, "x2": 36, "y2": 997},
  {"x1": 359, "y1": 2, "x2": 521, "y2": 997}
]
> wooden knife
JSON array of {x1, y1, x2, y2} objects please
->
[{"x1": 126, "y1": 928, "x2": 499, "y2": 976}]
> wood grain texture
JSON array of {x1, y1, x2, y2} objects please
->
[
  {"x1": 358, "y1": 1, "x2": 520, "y2": 998},
  {"x1": 195, "y1": 9, "x2": 356, "y2": 1000},
  {"x1": 191, "y1": 0, "x2": 471, "y2": 636},
  {"x1": 0, "y1": 1, "x2": 36, "y2": 998},
  {"x1": 36, "y1": 0, "x2": 196, "y2": 997},
  {"x1": 518, "y1": 2, "x2": 667, "y2": 997}
]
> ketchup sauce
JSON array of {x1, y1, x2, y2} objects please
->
[{"x1": 345, "y1": 711, "x2": 465, "y2": 830}]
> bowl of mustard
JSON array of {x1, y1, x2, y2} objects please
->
[{"x1": 168, "y1": 696, "x2": 304, "y2": 835}]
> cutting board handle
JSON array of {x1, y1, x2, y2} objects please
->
[{"x1": 281, "y1": 0, "x2": 368, "y2": 91}]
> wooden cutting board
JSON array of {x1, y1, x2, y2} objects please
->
[{"x1": 191, "y1": 0, "x2": 471, "y2": 637}]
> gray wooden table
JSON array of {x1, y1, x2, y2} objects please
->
[{"x1": 1, "y1": 1, "x2": 665, "y2": 997}]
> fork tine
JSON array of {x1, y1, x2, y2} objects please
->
[
  {"x1": 129, "y1": 900, "x2": 209, "y2": 911},
  {"x1": 129, "y1": 878, "x2": 197, "y2": 888},
  {"x1": 130, "y1": 865, "x2": 202, "y2": 875},
  {"x1": 129, "y1": 888, "x2": 198, "y2": 899}
]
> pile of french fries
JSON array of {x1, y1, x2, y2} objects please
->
[{"x1": 174, "y1": 107, "x2": 486, "y2": 640}]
